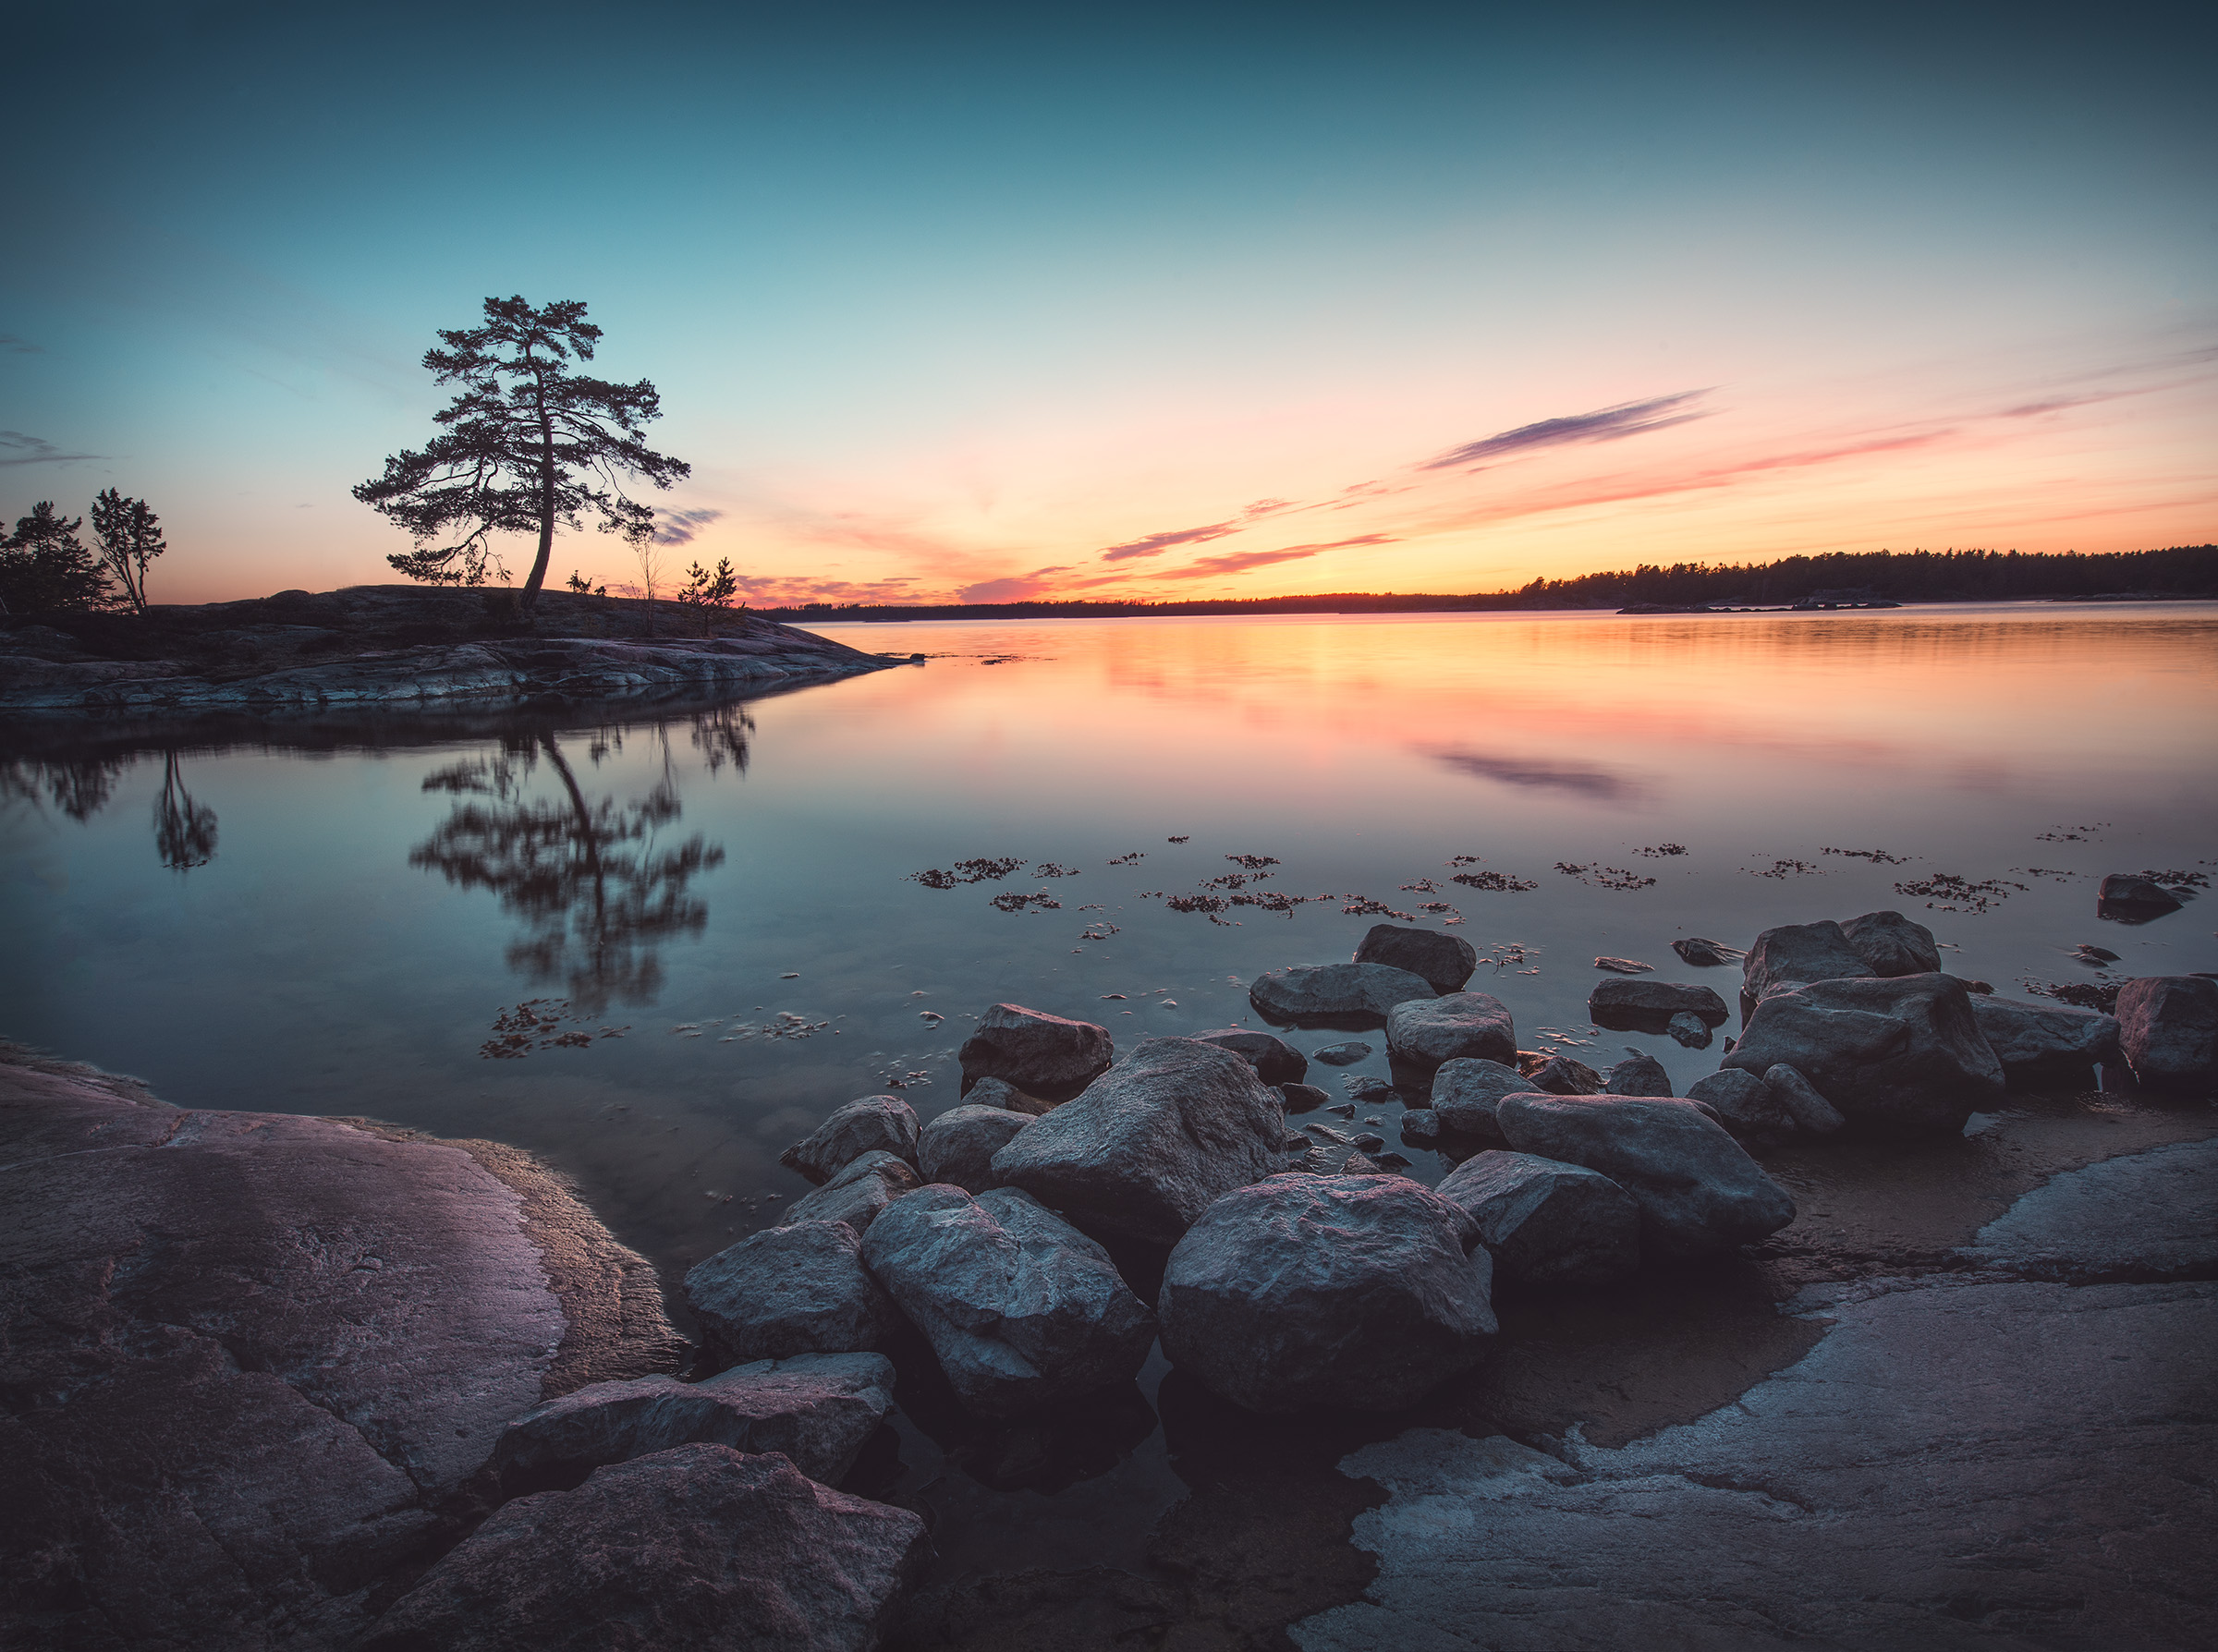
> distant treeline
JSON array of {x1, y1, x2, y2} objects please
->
[{"x1": 759, "y1": 545, "x2": 2218, "y2": 622}]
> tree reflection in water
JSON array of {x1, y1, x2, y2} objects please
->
[
  {"x1": 2, "y1": 749, "x2": 218, "y2": 871},
  {"x1": 411, "y1": 712, "x2": 742, "y2": 1009},
  {"x1": 152, "y1": 753, "x2": 218, "y2": 870}
]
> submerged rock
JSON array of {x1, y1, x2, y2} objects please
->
[
  {"x1": 2097, "y1": 873, "x2": 2185, "y2": 920},
  {"x1": 1671, "y1": 936, "x2": 1741, "y2": 967},
  {"x1": 1312, "y1": 1040, "x2": 1373, "y2": 1065},
  {"x1": 1970, "y1": 995, "x2": 2123, "y2": 1082},
  {"x1": 780, "y1": 1150, "x2": 920, "y2": 1234},
  {"x1": 1193, "y1": 1026, "x2": 1310, "y2": 1086},
  {"x1": 1740, "y1": 919, "x2": 1874, "y2": 1001},
  {"x1": 1385, "y1": 991, "x2": 1517, "y2": 1069},
  {"x1": 1496, "y1": 1094, "x2": 1797, "y2": 1260},
  {"x1": 1353, "y1": 923, "x2": 1479, "y2": 994},
  {"x1": 917, "y1": 1104, "x2": 1032, "y2": 1194},
  {"x1": 1593, "y1": 956, "x2": 1652, "y2": 975},
  {"x1": 859, "y1": 1184, "x2": 1154, "y2": 1416},
  {"x1": 1604, "y1": 1051, "x2": 1674, "y2": 1097},
  {"x1": 685, "y1": 1221, "x2": 903, "y2": 1368},
  {"x1": 2114, "y1": 976, "x2": 2218, "y2": 1089},
  {"x1": 1280, "y1": 1081, "x2": 1332, "y2": 1112},
  {"x1": 493, "y1": 1353, "x2": 896, "y2": 1494},
  {"x1": 1436, "y1": 1150, "x2": 1641, "y2": 1287},
  {"x1": 1840, "y1": 909, "x2": 1942, "y2": 977},
  {"x1": 1398, "y1": 1108, "x2": 1443, "y2": 1147},
  {"x1": 1157, "y1": 1173, "x2": 1496, "y2": 1413},
  {"x1": 358, "y1": 1444, "x2": 927, "y2": 1652},
  {"x1": 1588, "y1": 978, "x2": 1731, "y2": 1034},
  {"x1": 1724, "y1": 972, "x2": 2005, "y2": 1133},
  {"x1": 779, "y1": 1096, "x2": 920, "y2": 1185},
  {"x1": 1249, "y1": 963, "x2": 1437, "y2": 1027},
  {"x1": 989, "y1": 1037, "x2": 1286, "y2": 1245},
  {"x1": 1666, "y1": 1010, "x2": 1713, "y2": 1049},
  {"x1": 958, "y1": 1003, "x2": 1115, "y2": 1103},
  {"x1": 1428, "y1": 1057, "x2": 1531, "y2": 1140}
]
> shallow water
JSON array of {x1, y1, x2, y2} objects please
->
[{"x1": 6, "y1": 601, "x2": 2216, "y2": 1602}]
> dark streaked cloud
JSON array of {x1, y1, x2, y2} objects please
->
[
  {"x1": 653, "y1": 507, "x2": 725, "y2": 546},
  {"x1": 0, "y1": 334, "x2": 40, "y2": 354},
  {"x1": 1154, "y1": 534, "x2": 1395, "y2": 580},
  {"x1": 1099, "y1": 520, "x2": 1242, "y2": 562},
  {"x1": 1428, "y1": 746, "x2": 1648, "y2": 802},
  {"x1": 1421, "y1": 391, "x2": 1712, "y2": 470},
  {"x1": 0, "y1": 430, "x2": 99, "y2": 468}
]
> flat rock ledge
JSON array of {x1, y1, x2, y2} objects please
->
[{"x1": 0, "y1": 1044, "x2": 686, "y2": 1651}]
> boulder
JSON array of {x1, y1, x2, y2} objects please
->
[
  {"x1": 1970, "y1": 995, "x2": 2123, "y2": 1081},
  {"x1": 778, "y1": 1096, "x2": 920, "y2": 1185},
  {"x1": 1353, "y1": 923, "x2": 1479, "y2": 994},
  {"x1": 963, "y1": 1074, "x2": 1054, "y2": 1116},
  {"x1": 916, "y1": 1105, "x2": 1031, "y2": 1194},
  {"x1": 1157, "y1": 1173, "x2": 1496, "y2": 1413},
  {"x1": 1530, "y1": 1053, "x2": 1604, "y2": 1095},
  {"x1": 780, "y1": 1150, "x2": 919, "y2": 1234},
  {"x1": 859, "y1": 1184, "x2": 1154, "y2": 1416},
  {"x1": 1671, "y1": 936, "x2": 1740, "y2": 967},
  {"x1": 492, "y1": 1353, "x2": 896, "y2": 1494},
  {"x1": 2097, "y1": 873, "x2": 2184, "y2": 919},
  {"x1": 1193, "y1": 1026, "x2": 1310, "y2": 1085},
  {"x1": 957, "y1": 1003, "x2": 1115, "y2": 1103},
  {"x1": 1588, "y1": 978, "x2": 1731, "y2": 1034},
  {"x1": 1604, "y1": 1052, "x2": 1674, "y2": 1097},
  {"x1": 1762, "y1": 1063, "x2": 1846, "y2": 1134},
  {"x1": 1435, "y1": 1150, "x2": 1641, "y2": 1287},
  {"x1": 2114, "y1": 977, "x2": 2218, "y2": 1088},
  {"x1": 1723, "y1": 972, "x2": 2006, "y2": 1133},
  {"x1": 1495, "y1": 1094, "x2": 1797, "y2": 1260},
  {"x1": 1280, "y1": 1081, "x2": 1332, "y2": 1112},
  {"x1": 1685, "y1": 1067, "x2": 1794, "y2": 1138},
  {"x1": 357, "y1": 1445, "x2": 927, "y2": 1652},
  {"x1": 1428, "y1": 1058, "x2": 1530, "y2": 1139},
  {"x1": 685, "y1": 1221, "x2": 903, "y2": 1368},
  {"x1": 1741, "y1": 919, "x2": 1874, "y2": 1001},
  {"x1": 988, "y1": 1037, "x2": 1286, "y2": 1245},
  {"x1": 1398, "y1": 1108, "x2": 1442, "y2": 1147},
  {"x1": 1841, "y1": 909, "x2": 1942, "y2": 977},
  {"x1": 1666, "y1": 1011, "x2": 1713, "y2": 1049},
  {"x1": 1249, "y1": 963, "x2": 1437, "y2": 1028},
  {"x1": 1312, "y1": 1039, "x2": 1372, "y2": 1065},
  {"x1": 1385, "y1": 991, "x2": 1517, "y2": 1069},
  {"x1": 1594, "y1": 956, "x2": 1652, "y2": 974}
]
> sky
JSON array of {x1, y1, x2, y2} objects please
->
[{"x1": 4, "y1": 0, "x2": 2213, "y2": 607}]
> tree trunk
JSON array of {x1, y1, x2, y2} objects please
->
[{"x1": 520, "y1": 370, "x2": 557, "y2": 612}]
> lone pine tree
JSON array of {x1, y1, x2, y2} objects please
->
[
  {"x1": 91, "y1": 489, "x2": 167, "y2": 613},
  {"x1": 354, "y1": 297, "x2": 689, "y2": 610}
]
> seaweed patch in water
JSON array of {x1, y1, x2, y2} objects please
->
[
  {"x1": 1033, "y1": 862, "x2": 1081, "y2": 878},
  {"x1": 1895, "y1": 872, "x2": 2029, "y2": 914},
  {"x1": 1107, "y1": 851, "x2": 1146, "y2": 865},
  {"x1": 1451, "y1": 869, "x2": 1539, "y2": 893},
  {"x1": 1637, "y1": 844, "x2": 1688, "y2": 857},
  {"x1": 1225, "y1": 854, "x2": 1282, "y2": 869},
  {"x1": 1743, "y1": 858, "x2": 1819, "y2": 880},
  {"x1": 991, "y1": 890, "x2": 1063, "y2": 913},
  {"x1": 910, "y1": 856, "x2": 1027, "y2": 888},
  {"x1": 1343, "y1": 895, "x2": 1417, "y2": 920},
  {"x1": 481, "y1": 998, "x2": 628, "y2": 1059},
  {"x1": 2021, "y1": 978, "x2": 2120, "y2": 1013},
  {"x1": 1822, "y1": 846, "x2": 1910, "y2": 864},
  {"x1": 1554, "y1": 863, "x2": 1656, "y2": 892}
]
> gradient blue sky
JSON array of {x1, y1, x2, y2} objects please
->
[{"x1": 6, "y1": 0, "x2": 2212, "y2": 604}]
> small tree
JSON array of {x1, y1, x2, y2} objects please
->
[
  {"x1": 0, "y1": 503, "x2": 115, "y2": 613},
  {"x1": 90, "y1": 489, "x2": 166, "y2": 613},
  {"x1": 675, "y1": 556, "x2": 740, "y2": 608},
  {"x1": 352, "y1": 296, "x2": 689, "y2": 611}
]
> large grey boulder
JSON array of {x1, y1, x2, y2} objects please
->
[
  {"x1": 988, "y1": 1037, "x2": 1286, "y2": 1245},
  {"x1": 1971, "y1": 995, "x2": 2123, "y2": 1081},
  {"x1": 358, "y1": 1444, "x2": 927, "y2": 1652},
  {"x1": 1840, "y1": 909, "x2": 1941, "y2": 976},
  {"x1": 859, "y1": 1184, "x2": 1153, "y2": 1416},
  {"x1": 778, "y1": 1096, "x2": 920, "y2": 1184},
  {"x1": 916, "y1": 1105, "x2": 1031, "y2": 1194},
  {"x1": 1496, "y1": 1094, "x2": 1797, "y2": 1261},
  {"x1": 1604, "y1": 1051, "x2": 1674, "y2": 1097},
  {"x1": 1353, "y1": 923, "x2": 1479, "y2": 994},
  {"x1": 1157, "y1": 1173, "x2": 1496, "y2": 1413},
  {"x1": 962, "y1": 1074, "x2": 1054, "y2": 1116},
  {"x1": 1685, "y1": 1067, "x2": 1794, "y2": 1138},
  {"x1": 1588, "y1": 978, "x2": 1731, "y2": 1033},
  {"x1": 493, "y1": 1353, "x2": 896, "y2": 1494},
  {"x1": 1723, "y1": 972, "x2": 2005, "y2": 1133},
  {"x1": 1249, "y1": 963, "x2": 1438, "y2": 1027},
  {"x1": 1428, "y1": 1057, "x2": 1530, "y2": 1139},
  {"x1": 1193, "y1": 1026, "x2": 1310, "y2": 1085},
  {"x1": 958, "y1": 1003, "x2": 1115, "y2": 1103},
  {"x1": 1741, "y1": 919, "x2": 1874, "y2": 1001},
  {"x1": 685, "y1": 1221, "x2": 903, "y2": 1367},
  {"x1": 1530, "y1": 1053, "x2": 1603, "y2": 1095},
  {"x1": 779, "y1": 1150, "x2": 919, "y2": 1234},
  {"x1": 2114, "y1": 976, "x2": 2218, "y2": 1088},
  {"x1": 1385, "y1": 990, "x2": 1517, "y2": 1069},
  {"x1": 0, "y1": 1051, "x2": 685, "y2": 1652},
  {"x1": 1436, "y1": 1150, "x2": 1641, "y2": 1287}
]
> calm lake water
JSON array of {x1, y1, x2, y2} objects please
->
[{"x1": 6, "y1": 601, "x2": 2215, "y2": 1576}]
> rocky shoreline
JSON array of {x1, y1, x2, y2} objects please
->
[
  {"x1": 0, "y1": 585, "x2": 905, "y2": 713},
  {"x1": 5, "y1": 904, "x2": 2213, "y2": 1650}
]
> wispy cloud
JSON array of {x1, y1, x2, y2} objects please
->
[
  {"x1": 0, "y1": 430, "x2": 99, "y2": 468},
  {"x1": 1099, "y1": 519, "x2": 1245, "y2": 562},
  {"x1": 957, "y1": 566, "x2": 1073, "y2": 602},
  {"x1": 1421, "y1": 390, "x2": 1712, "y2": 470},
  {"x1": 1152, "y1": 535, "x2": 1395, "y2": 580},
  {"x1": 1428, "y1": 746, "x2": 1649, "y2": 802},
  {"x1": 0, "y1": 334, "x2": 40, "y2": 354},
  {"x1": 653, "y1": 507, "x2": 725, "y2": 546}
]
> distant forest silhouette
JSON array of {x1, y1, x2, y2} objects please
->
[{"x1": 758, "y1": 544, "x2": 2217, "y2": 622}]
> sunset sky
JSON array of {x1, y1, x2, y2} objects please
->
[{"x1": 6, "y1": 1, "x2": 2212, "y2": 607}]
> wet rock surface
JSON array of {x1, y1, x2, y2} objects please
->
[
  {"x1": 1385, "y1": 990, "x2": 1517, "y2": 1069},
  {"x1": 1603, "y1": 1052, "x2": 1673, "y2": 1096},
  {"x1": 1970, "y1": 993, "x2": 2121, "y2": 1080},
  {"x1": 1436, "y1": 1151, "x2": 1640, "y2": 1287},
  {"x1": 1529, "y1": 1053, "x2": 1603, "y2": 1095},
  {"x1": 1839, "y1": 907, "x2": 1941, "y2": 976},
  {"x1": 1249, "y1": 963, "x2": 1438, "y2": 1027},
  {"x1": 2098, "y1": 871, "x2": 2185, "y2": 917},
  {"x1": 916, "y1": 1106, "x2": 1032, "y2": 1194},
  {"x1": 2115, "y1": 975, "x2": 2218, "y2": 1088},
  {"x1": 685, "y1": 1220, "x2": 903, "y2": 1367},
  {"x1": 960, "y1": 1074, "x2": 1054, "y2": 1116},
  {"x1": 360, "y1": 1444, "x2": 928, "y2": 1652},
  {"x1": 782, "y1": 1148, "x2": 922, "y2": 1233},
  {"x1": 1683, "y1": 1065, "x2": 1789, "y2": 1137},
  {"x1": 1964, "y1": 1137, "x2": 2218, "y2": 1281},
  {"x1": 779, "y1": 1095, "x2": 921, "y2": 1184},
  {"x1": 1193, "y1": 1026, "x2": 1310, "y2": 1086},
  {"x1": 1740, "y1": 917, "x2": 1875, "y2": 1000},
  {"x1": 1586, "y1": 977, "x2": 1729, "y2": 1033},
  {"x1": 1428, "y1": 1056, "x2": 1530, "y2": 1141},
  {"x1": 1352, "y1": 923, "x2": 1478, "y2": 995},
  {"x1": 989, "y1": 1036, "x2": 1286, "y2": 1245},
  {"x1": 958, "y1": 1003, "x2": 1115, "y2": 1103}
]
